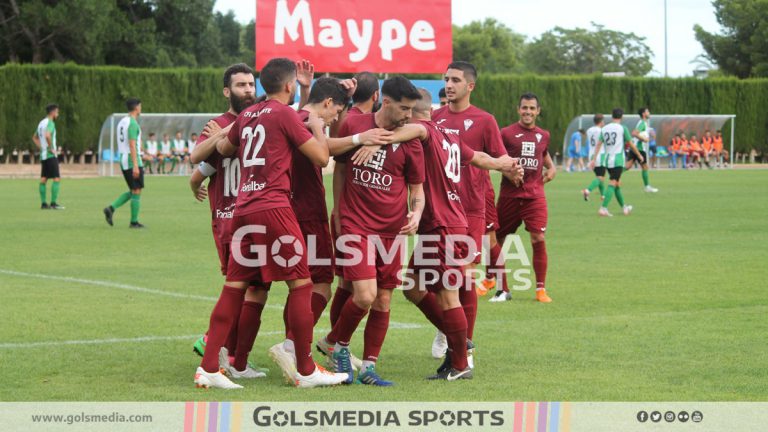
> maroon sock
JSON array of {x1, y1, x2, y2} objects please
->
[
  {"x1": 532, "y1": 241, "x2": 547, "y2": 289},
  {"x1": 283, "y1": 295, "x2": 293, "y2": 341},
  {"x1": 327, "y1": 297, "x2": 368, "y2": 346},
  {"x1": 442, "y1": 306, "x2": 468, "y2": 371},
  {"x1": 311, "y1": 292, "x2": 328, "y2": 326},
  {"x1": 488, "y1": 243, "x2": 510, "y2": 293},
  {"x1": 329, "y1": 286, "x2": 352, "y2": 328},
  {"x1": 201, "y1": 285, "x2": 245, "y2": 373},
  {"x1": 458, "y1": 284, "x2": 477, "y2": 341},
  {"x1": 224, "y1": 306, "x2": 242, "y2": 356},
  {"x1": 363, "y1": 309, "x2": 390, "y2": 362},
  {"x1": 415, "y1": 292, "x2": 443, "y2": 330},
  {"x1": 233, "y1": 301, "x2": 264, "y2": 371},
  {"x1": 287, "y1": 283, "x2": 315, "y2": 376}
]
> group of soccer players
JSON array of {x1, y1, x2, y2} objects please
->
[
  {"x1": 669, "y1": 129, "x2": 728, "y2": 169},
  {"x1": 182, "y1": 57, "x2": 558, "y2": 389}
]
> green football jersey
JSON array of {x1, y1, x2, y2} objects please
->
[
  {"x1": 117, "y1": 116, "x2": 143, "y2": 170},
  {"x1": 36, "y1": 117, "x2": 57, "y2": 161},
  {"x1": 600, "y1": 123, "x2": 633, "y2": 168},
  {"x1": 634, "y1": 119, "x2": 649, "y2": 152}
]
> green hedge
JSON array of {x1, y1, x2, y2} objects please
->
[
  {"x1": 2, "y1": 64, "x2": 767, "y2": 154},
  {"x1": 474, "y1": 74, "x2": 768, "y2": 154}
]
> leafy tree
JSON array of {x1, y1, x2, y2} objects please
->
[
  {"x1": 694, "y1": 0, "x2": 768, "y2": 78},
  {"x1": 452, "y1": 19, "x2": 526, "y2": 74},
  {"x1": 525, "y1": 23, "x2": 653, "y2": 76}
]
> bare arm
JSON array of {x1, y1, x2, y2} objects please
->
[
  {"x1": 298, "y1": 113, "x2": 329, "y2": 167},
  {"x1": 191, "y1": 123, "x2": 231, "y2": 163},
  {"x1": 32, "y1": 133, "x2": 40, "y2": 149},
  {"x1": 328, "y1": 128, "x2": 394, "y2": 156},
  {"x1": 470, "y1": 152, "x2": 524, "y2": 185},
  {"x1": 399, "y1": 183, "x2": 424, "y2": 235},
  {"x1": 129, "y1": 139, "x2": 139, "y2": 175},
  {"x1": 189, "y1": 168, "x2": 208, "y2": 202},
  {"x1": 543, "y1": 152, "x2": 556, "y2": 183}
]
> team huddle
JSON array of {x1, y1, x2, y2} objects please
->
[{"x1": 168, "y1": 58, "x2": 557, "y2": 389}]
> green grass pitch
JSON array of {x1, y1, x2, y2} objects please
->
[{"x1": 0, "y1": 168, "x2": 766, "y2": 401}]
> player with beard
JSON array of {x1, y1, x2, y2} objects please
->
[
  {"x1": 269, "y1": 76, "x2": 395, "y2": 383},
  {"x1": 497, "y1": 93, "x2": 556, "y2": 303},
  {"x1": 187, "y1": 63, "x2": 269, "y2": 380},
  {"x1": 386, "y1": 88, "x2": 523, "y2": 380},
  {"x1": 431, "y1": 61, "x2": 507, "y2": 362},
  {"x1": 316, "y1": 76, "x2": 425, "y2": 386},
  {"x1": 193, "y1": 58, "x2": 348, "y2": 389}
]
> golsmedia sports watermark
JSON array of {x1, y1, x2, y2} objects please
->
[{"x1": 231, "y1": 225, "x2": 534, "y2": 290}]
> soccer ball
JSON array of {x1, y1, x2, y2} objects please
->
[{"x1": 638, "y1": 131, "x2": 649, "y2": 141}]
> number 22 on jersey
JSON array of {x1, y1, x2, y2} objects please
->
[{"x1": 242, "y1": 125, "x2": 266, "y2": 167}]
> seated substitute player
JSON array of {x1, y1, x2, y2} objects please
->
[
  {"x1": 713, "y1": 130, "x2": 728, "y2": 167},
  {"x1": 628, "y1": 107, "x2": 658, "y2": 192},
  {"x1": 188, "y1": 63, "x2": 270, "y2": 381},
  {"x1": 385, "y1": 88, "x2": 522, "y2": 380},
  {"x1": 196, "y1": 58, "x2": 348, "y2": 389},
  {"x1": 172, "y1": 131, "x2": 189, "y2": 174},
  {"x1": 582, "y1": 114, "x2": 606, "y2": 201},
  {"x1": 188, "y1": 132, "x2": 198, "y2": 171},
  {"x1": 103, "y1": 98, "x2": 145, "y2": 228},
  {"x1": 497, "y1": 93, "x2": 556, "y2": 303},
  {"x1": 689, "y1": 133, "x2": 710, "y2": 169},
  {"x1": 271, "y1": 75, "x2": 395, "y2": 384},
  {"x1": 33, "y1": 103, "x2": 64, "y2": 209},
  {"x1": 701, "y1": 129, "x2": 714, "y2": 167},
  {"x1": 142, "y1": 132, "x2": 159, "y2": 174},
  {"x1": 679, "y1": 132, "x2": 691, "y2": 169},
  {"x1": 591, "y1": 108, "x2": 643, "y2": 217},
  {"x1": 316, "y1": 76, "x2": 426, "y2": 387},
  {"x1": 669, "y1": 133, "x2": 682, "y2": 169}
]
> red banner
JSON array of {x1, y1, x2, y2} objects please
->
[{"x1": 255, "y1": 0, "x2": 452, "y2": 73}]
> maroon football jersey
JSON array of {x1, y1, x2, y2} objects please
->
[
  {"x1": 499, "y1": 122, "x2": 550, "y2": 199},
  {"x1": 291, "y1": 109, "x2": 328, "y2": 222}
]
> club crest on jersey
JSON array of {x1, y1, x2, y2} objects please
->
[
  {"x1": 364, "y1": 148, "x2": 387, "y2": 170},
  {"x1": 392, "y1": 143, "x2": 400, "y2": 152},
  {"x1": 521, "y1": 142, "x2": 535, "y2": 157},
  {"x1": 464, "y1": 119, "x2": 474, "y2": 131},
  {"x1": 535, "y1": 133, "x2": 542, "y2": 143}
]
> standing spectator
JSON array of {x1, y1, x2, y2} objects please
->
[{"x1": 33, "y1": 103, "x2": 64, "y2": 209}]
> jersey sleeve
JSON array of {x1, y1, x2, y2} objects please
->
[
  {"x1": 128, "y1": 121, "x2": 140, "y2": 140},
  {"x1": 483, "y1": 117, "x2": 506, "y2": 158},
  {"x1": 283, "y1": 109, "x2": 314, "y2": 149},
  {"x1": 226, "y1": 117, "x2": 241, "y2": 147},
  {"x1": 458, "y1": 139, "x2": 476, "y2": 167},
  {"x1": 404, "y1": 140, "x2": 426, "y2": 184},
  {"x1": 623, "y1": 126, "x2": 633, "y2": 143},
  {"x1": 46, "y1": 121, "x2": 55, "y2": 133}
]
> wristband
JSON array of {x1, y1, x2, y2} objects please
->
[{"x1": 352, "y1": 133, "x2": 361, "y2": 145}]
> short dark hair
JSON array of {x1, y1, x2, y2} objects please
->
[
  {"x1": 260, "y1": 58, "x2": 296, "y2": 95},
  {"x1": 413, "y1": 88, "x2": 433, "y2": 114},
  {"x1": 126, "y1": 98, "x2": 141, "y2": 111},
  {"x1": 438, "y1": 88, "x2": 446, "y2": 98},
  {"x1": 308, "y1": 77, "x2": 349, "y2": 106},
  {"x1": 518, "y1": 92, "x2": 539, "y2": 107},
  {"x1": 637, "y1": 106, "x2": 649, "y2": 117},
  {"x1": 447, "y1": 61, "x2": 477, "y2": 82},
  {"x1": 352, "y1": 72, "x2": 379, "y2": 104},
  {"x1": 612, "y1": 108, "x2": 624, "y2": 119},
  {"x1": 578, "y1": 129, "x2": 585, "y2": 134},
  {"x1": 190, "y1": 132, "x2": 198, "y2": 137},
  {"x1": 381, "y1": 76, "x2": 421, "y2": 102},
  {"x1": 45, "y1": 103, "x2": 59, "y2": 114},
  {"x1": 593, "y1": 113, "x2": 604, "y2": 125},
  {"x1": 148, "y1": 132, "x2": 156, "y2": 138},
  {"x1": 223, "y1": 63, "x2": 254, "y2": 88}
]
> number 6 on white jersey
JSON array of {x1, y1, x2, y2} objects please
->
[{"x1": 242, "y1": 125, "x2": 266, "y2": 167}]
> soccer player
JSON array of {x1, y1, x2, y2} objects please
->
[
  {"x1": 566, "y1": 129, "x2": 583, "y2": 172},
  {"x1": 432, "y1": 61, "x2": 507, "y2": 356},
  {"x1": 160, "y1": 133, "x2": 173, "y2": 174},
  {"x1": 669, "y1": 132, "x2": 682, "y2": 169},
  {"x1": 187, "y1": 132, "x2": 198, "y2": 171},
  {"x1": 142, "y1": 132, "x2": 159, "y2": 174},
  {"x1": 591, "y1": 108, "x2": 643, "y2": 217},
  {"x1": 33, "y1": 103, "x2": 63, "y2": 210},
  {"x1": 582, "y1": 114, "x2": 606, "y2": 201},
  {"x1": 438, "y1": 87, "x2": 448, "y2": 106},
  {"x1": 497, "y1": 93, "x2": 556, "y2": 303},
  {"x1": 103, "y1": 98, "x2": 144, "y2": 228},
  {"x1": 318, "y1": 76, "x2": 425, "y2": 386},
  {"x1": 188, "y1": 63, "x2": 269, "y2": 381},
  {"x1": 627, "y1": 107, "x2": 659, "y2": 192},
  {"x1": 387, "y1": 88, "x2": 522, "y2": 380},
  {"x1": 172, "y1": 131, "x2": 189, "y2": 174},
  {"x1": 689, "y1": 133, "x2": 709, "y2": 168},
  {"x1": 679, "y1": 132, "x2": 690, "y2": 169},
  {"x1": 702, "y1": 129, "x2": 714, "y2": 166},
  {"x1": 196, "y1": 58, "x2": 347, "y2": 389},
  {"x1": 713, "y1": 130, "x2": 728, "y2": 167}
]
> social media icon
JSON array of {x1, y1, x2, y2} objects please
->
[
  {"x1": 637, "y1": 411, "x2": 649, "y2": 423},
  {"x1": 651, "y1": 411, "x2": 662, "y2": 423},
  {"x1": 665, "y1": 411, "x2": 676, "y2": 422},
  {"x1": 692, "y1": 411, "x2": 703, "y2": 423},
  {"x1": 678, "y1": 411, "x2": 690, "y2": 423}
]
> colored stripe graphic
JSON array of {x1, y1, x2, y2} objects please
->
[
  {"x1": 514, "y1": 402, "x2": 524, "y2": 432},
  {"x1": 208, "y1": 402, "x2": 218, "y2": 432},
  {"x1": 549, "y1": 402, "x2": 560, "y2": 432},
  {"x1": 561, "y1": 402, "x2": 571, "y2": 432},
  {"x1": 231, "y1": 402, "x2": 242, "y2": 432},
  {"x1": 196, "y1": 401, "x2": 206, "y2": 432},
  {"x1": 526, "y1": 402, "x2": 537, "y2": 432},
  {"x1": 538, "y1": 402, "x2": 548, "y2": 432},
  {"x1": 220, "y1": 402, "x2": 230, "y2": 432},
  {"x1": 184, "y1": 402, "x2": 194, "y2": 432}
]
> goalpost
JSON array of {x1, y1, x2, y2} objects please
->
[
  {"x1": 561, "y1": 114, "x2": 736, "y2": 170},
  {"x1": 97, "y1": 113, "x2": 221, "y2": 177}
]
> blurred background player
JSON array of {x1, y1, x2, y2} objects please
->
[
  {"x1": 187, "y1": 132, "x2": 198, "y2": 171},
  {"x1": 172, "y1": 130, "x2": 189, "y2": 174},
  {"x1": 592, "y1": 108, "x2": 643, "y2": 217},
  {"x1": 432, "y1": 61, "x2": 507, "y2": 359},
  {"x1": 582, "y1": 114, "x2": 606, "y2": 201},
  {"x1": 103, "y1": 98, "x2": 144, "y2": 228},
  {"x1": 33, "y1": 103, "x2": 63, "y2": 209},
  {"x1": 160, "y1": 133, "x2": 173, "y2": 174},
  {"x1": 669, "y1": 132, "x2": 682, "y2": 169},
  {"x1": 142, "y1": 132, "x2": 159, "y2": 173},
  {"x1": 497, "y1": 93, "x2": 556, "y2": 303},
  {"x1": 628, "y1": 107, "x2": 659, "y2": 192},
  {"x1": 438, "y1": 87, "x2": 448, "y2": 106},
  {"x1": 713, "y1": 130, "x2": 728, "y2": 167},
  {"x1": 566, "y1": 128, "x2": 583, "y2": 172}
]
